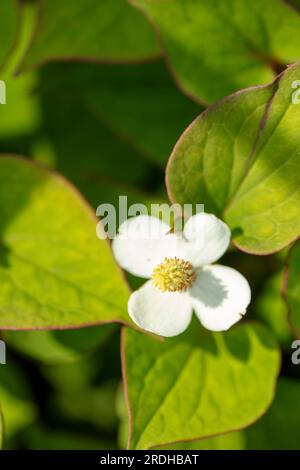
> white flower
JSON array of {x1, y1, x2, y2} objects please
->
[{"x1": 112, "y1": 213, "x2": 251, "y2": 337}]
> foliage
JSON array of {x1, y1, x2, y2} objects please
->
[{"x1": 0, "y1": 0, "x2": 299, "y2": 450}]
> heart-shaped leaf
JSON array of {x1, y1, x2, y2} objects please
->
[
  {"x1": 122, "y1": 322, "x2": 280, "y2": 449},
  {"x1": 131, "y1": 0, "x2": 300, "y2": 103},
  {"x1": 0, "y1": 156, "x2": 131, "y2": 329},
  {"x1": 283, "y1": 241, "x2": 300, "y2": 336},
  {"x1": 0, "y1": 0, "x2": 18, "y2": 70},
  {"x1": 167, "y1": 62, "x2": 300, "y2": 254},
  {"x1": 19, "y1": 0, "x2": 160, "y2": 72},
  {"x1": 163, "y1": 378, "x2": 300, "y2": 450}
]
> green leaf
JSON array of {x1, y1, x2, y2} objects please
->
[
  {"x1": 243, "y1": 378, "x2": 300, "y2": 449},
  {"x1": 20, "y1": 0, "x2": 160, "y2": 71},
  {"x1": 122, "y1": 321, "x2": 280, "y2": 449},
  {"x1": 131, "y1": 0, "x2": 300, "y2": 103},
  {"x1": 36, "y1": 63, "x2": 156, "y2": 206},
  {"x1": 283, "y1": 241, "x2": 300, "y2": 336},
  {"x1": 36, "y1": 59, "x2": 199, "y2": 171},
  {"x1": 85, "y1": 61, "x2": 201, "y2": 166},
  {"x1": 0, "y1": 156, "x2": 130, "y2": 329},
  {"x1": 160, "y1": 432, "x2": 244, "y2": 450},
  {"x1": 116, "y1": 385, "x2": 130, "y2": 450},
  {"x1": 255, "y1": 271, "x2": 292, "y2": 349},
  {"x1": 163, "y1": 378, "x2": 300, "y2": 450},
  {"x1": 0, "y1": 358, "x2": 37, "y2": 440},
  {"x1": 3, "y1": 324, "x2": 116, "y2": 364},
  {"x1": 167, "y1": 62, "x2": 300, "y2": 254},
  {"x1": 0, "y1": 2, "x2": 41, "y2": 138},
  {"x1": 0, "y1": 0, "x2": 18, "y2": 70}
]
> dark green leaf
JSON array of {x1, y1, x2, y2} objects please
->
[{"x1": 20, "y1": 0, "x2": 160, "y2": 71}]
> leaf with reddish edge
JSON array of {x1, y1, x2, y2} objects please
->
[
  {"x1": 167, "y1": 62, "x2": 300, "y2": 255},
  {"x1": 0, "y1": 156, "x2": 132, "y2": 330},
  {"x1": 18, "y1": 0, "x2": 161, "y2": 73},
  {"x1": 131, "y1": 0, "x2": 300, "y2": 104},
  {"x1": 159, "y1": 378, "x2": 300, "y2": 449},
  {"x1": 122, "y1": 321, "x2": 280, "y2": 450}
]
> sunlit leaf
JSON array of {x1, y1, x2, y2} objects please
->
[
  {"x1": 24, "y1": 424, "x2": 117, "y2": 450},
  {"x1": 162, "y1": 378, "x2": 300, "y2": 450},
  {"x1": 0, "y1": 156, "x2": 130, "y2": 329},
  {"x1": 123, "y1": 322, "x2": 280, "y2": 449},
  {"x1": 167, "y1": 62, "x2": 300, "y2": 254}
]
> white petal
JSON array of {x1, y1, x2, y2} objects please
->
[
  {"x1": 128, "y1": 280, "x2": 193, "y2": 337},
  {"x1": 112, "y1": 215, "x2": 180, "y2": 278},
  {"x1": 188, "y1": 265, "x2": 251, "y2": 332},
  {"x1": 118, "y1": 215, "x2": 170, "y2": 239},
  {"x1": 183, "y1": 213, "x2": 231, "y2": 267}
]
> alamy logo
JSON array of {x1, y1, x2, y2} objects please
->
[
  {"x1": 96, "y1": 196, "x2": 204, "y2": 240},
  {"x1": 0, "y1": 80, "x2": 6, "y2": 104},
  {"x1": 291, "y1": 80, "x2": 300, "y2": 104},
  {"x1": 0, "y1": 340, "x2": 6, "y2": 365},
  {"x1": 291, "y1": 340, "x2": 300, "y2": 365}
]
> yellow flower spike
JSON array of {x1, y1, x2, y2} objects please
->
[{"x1": 152, "y1": 257, "x2": 196, "y2": 293}]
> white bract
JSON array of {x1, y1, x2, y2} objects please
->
[{"x1": 112, "y1": 213, "x2": 251, "y2": 337}]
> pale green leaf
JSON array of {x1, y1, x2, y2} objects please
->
[
  {"x1": 163, "y1": 378, "x2": 300, "y2": 450},
  {"x1": 0, "y1": 156, "x2": 130, "y2": 329},
  {"x1": 167, "y1": 62, "x2": 300, "y2": 254},
  {"x1": 123, "y1": 322, "x2": 280, "y2": 449}
]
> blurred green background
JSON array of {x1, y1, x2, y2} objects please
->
[{"x1": 0, "y1": 0, "x2": 299, "y2": 450}]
